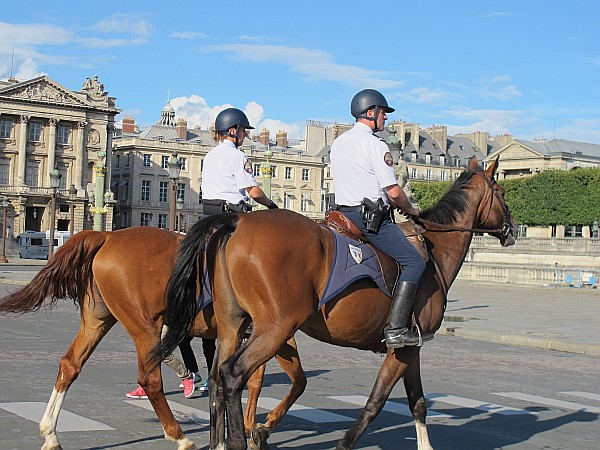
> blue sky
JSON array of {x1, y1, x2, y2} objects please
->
[{"x1": 1, "y1": 1, "x2": 599, "y2": 143}]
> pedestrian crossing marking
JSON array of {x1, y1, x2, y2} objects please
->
[
  {"x1": 241, "y1": 396, "x2": 354, "y2": 422},
  {"x1": 426, "y1": 393, "x2": 536, "y2": 416},
  {"x1": 328, "y1": 395, "x2": 452, "y2": 418},
  {"x1": 124, "y1": 399, "x2": 210, "y2": 424},
  {"x1": 0, "y1": 402, "x2": 114, "y2": 432},
  {"x1": 559, "y1": 391, "x2": 600, "y2": 402},
  {"x1": 493, "y1": 392, "x2": 600, "y2": 414}
]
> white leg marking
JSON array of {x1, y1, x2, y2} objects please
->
[
  {"x1": 40, "y1": 389, "x2": 65, "y2": 450},
  {"x1": 415, "y1": 420, "x2": 434, "y2": 450}
]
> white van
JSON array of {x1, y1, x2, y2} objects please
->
[{"x1": 17, "y1": 230, "x2": 71, "y2": 260}]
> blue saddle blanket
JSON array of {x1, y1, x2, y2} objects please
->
[{"x1": 196, "y1": 228, "x2": 392, "y2": 310}]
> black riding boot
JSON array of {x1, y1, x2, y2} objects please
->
[{"x1": 384, "y1": 281, "x2": 421, "y2": 348}]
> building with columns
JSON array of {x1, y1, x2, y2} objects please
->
[{"x1": 0, "y1": 75, "x2": 120, "y2": 237}]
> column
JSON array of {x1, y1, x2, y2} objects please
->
[
  {"x1": 105, "y1": 123, "x2": 114, "y2": 184},
  {"x1": 17, "y1": 115, "x2": 29, "y2": 186},
  {"x1": 74, "y1": 121, "x2": 86, "y2": 192},
  {"x1": 47, "y1": 118, "x2": 58, "y2": 185}
]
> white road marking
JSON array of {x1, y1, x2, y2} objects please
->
[
  {"x1": 242, "y1": 396, "x2": 354, "y2": 422},
  {"x1": 124, "y1": 399, "x2": 210, "y2": 424},
  {"x1": 493, "y1": 392, "x2": 600, "y2": 413},
  {"x1": 426, "y1": 393, "x2": 536, "y2": 416},
  {"x1": 0, "y1": 402, "x2": 114, "y2": 432},
  {"x1": 328, "y1": 395, "x2": 452, "y2": 418},
  {"x1": 559, "y1": 391, "x2": 600, "y2": 402}
]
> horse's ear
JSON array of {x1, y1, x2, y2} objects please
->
[
  {"x1": 468, "y1": 157, "x2": 479, "y2": 171},
  {"x1": 484, "y1": 156, "x2": 500, "y2": 178}
]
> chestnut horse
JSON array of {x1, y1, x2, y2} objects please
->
[
  {"x1": 0, "y1": 227, "x2": 306, "y2": 450},
  {"x1": 152, "y1": 157, "x2": 517, "y2": 450}
]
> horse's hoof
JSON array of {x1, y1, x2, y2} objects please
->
[{"x1": 249, "y1": 424, "x2": 270, "y2": 450}]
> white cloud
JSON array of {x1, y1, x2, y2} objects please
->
[
  {"x1": 170, "y1": 31, "x2": 208, "y2": 40},
  {"x1": 0, "y1": 22, "x2": 73, "y2": 46},
  {"x1": 392, "y1": 87, "x2": 460, "y2": 105},
  {"x1": 90, "y1": 14, "x2": 153, "y2": 37},
  {"x1": 15, "y1": 58, "x2": 43, "y2": 79},
  {"x1": 444, "y1": 108, "x2": 525, "y2": 136},
  {"x1": 202, "y1": 44, "x2": 402, "y2": 89},
  {"x1": 170, "y1": 95, "x2": 304, "y2": 139}
]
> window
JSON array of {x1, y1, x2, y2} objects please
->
[
  {"x1": 253, "y1": 164, "x2": 261, "y2": 177},
  {"x1": 180, "y1": 158, "x2": 186, "y2": 171},
  {"x1": 159, "y1": 181, "x2": 168, "y2": 203},
  {"x1": 285, "y1": 167, "x2": 292, "y2": 180},
  {"x1": 440, "y1": 171, "x2": 448, "y2": 181},
  {"x1": 439, "y1": 154, "x2": 446, "y2": 166},
  {"x1": 143, "y1": 154, "x2": 151, "y2": 167},
  {"x1": 140, "y1": 212, "x2": 152, "y2": 226},
  {"x1": 426, "y1": 169, "x2": 434, "y2": 180},
  {"x1": 283, "y1": 192, "x2": 293, "y2": 209},
  {"x1": 158, "y1": 214, "x2": 168, "y2": 229},
  {"x1": 301, "y1": 193, "x2": 311, "y2": 211},
  {"x1": 410, "y1": 168, "x2": 417, "y2": 179},
  {"x1": 28, "y1": 121, "x2": 42, "y2": 142},
  {"x1": 453, "y1": 156, "x2": 460, "y2": 167},
  {"x1": 126, "y1": 154, "x2": 130, "y2": 167},
  {"x1": 411, "y1": 151, "x2": 417, "y2": 162},
  {"x1": 177, "y1": 183, "x2": 186, "y2": 202},
  {"x1": 26, "y1": 160, "x2": 40, "y2": 187},
  {"x1": 271, "y1": 165, "x2": 277, "y2": 178},
  {"x1": 0, "y1": 118, "x2": 13, "y2": 138},
  {"x1": 0, "y1": 158, "x2": 9, "y2": 185},
  {"x1": 141, "y1": 180, "x2": 151, "y2": 201},
  {"x1": 115, "y1": 154, "x2": 120, "y2": 168},
  {"x1": 57, "y1": 125, "x2": 70, "y2": 144},
  {"x1": 302, "y1": 168, "x2": 309, "y2": 181},
  {"x1": 425, "y1": 153, "x2": 431, "y2": 164},
  {"x1": 161, "y1": 156, "x2": 169, "y2": 169}
]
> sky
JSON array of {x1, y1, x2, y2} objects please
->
[{"x1": 1, "y1": 1, "x2": 599, "y2": 143}]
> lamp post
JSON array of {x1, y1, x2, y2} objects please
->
[
  {"x1": 0, "y1": 195, "x2": 10, "y2": 263},
  {"x1": 176, "y1": 195, "x2": 184, "y2": 232},
  {"x1": 593, "y1": 220, "x2": 599, "y2": 239},
  {"x1": 49, "y1": 167, "x2": 62, "y2": 258},
  {"x1": 385, "y1": 124, "x2": 401, "y2": 163},
  {"x1": 260, "y1": 145, "x2": 273, "y2": 206},
  {"x1": 168, "y1": 152, "x2": 181, "y2": 231},
  {"x1": 68, "y1": 184, "x2": 77, "y2": 236}
]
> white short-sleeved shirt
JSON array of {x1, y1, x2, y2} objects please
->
[
  {"x1": 201, "y1": 140, "x2": 258, "y2": 203},
  {"x1": 330, "y1": 122, "x2": 397, "y2": 206}
]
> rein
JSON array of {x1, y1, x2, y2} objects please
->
[{"x1": 414, "y1": 172, "x2": 512, "y2": 239}]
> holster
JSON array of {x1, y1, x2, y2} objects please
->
[
  {"x1": 360, "y1": 197, "x2": 389, "y2": 234},
  {"x1": 226, "y1": 201, "x2": 252, "y2": 213},
  {"x1": 202, "y1": 199, "x2": 226, "y2": 215}
]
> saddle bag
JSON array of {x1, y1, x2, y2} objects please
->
[
  {"x1": 202, "y1": 199, "x2": 227, "y2": 215},
  {"x1": 360, "y1": 197, "x2": 389, "y2": 234}
]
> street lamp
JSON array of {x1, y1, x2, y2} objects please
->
[
  {"x1": 168, "y1": 152, "x2": 181, "y2": 231},
  {"x1": 68, "y1": 185, "x2": 77, "y2": 236},
  {"x1": 176, "y1": 195, "x2": 184, "y2": 232},
  {"x1": 48, "y1": 167, "x2": 62, "y2": 258},
  {"x1": 0, "y1": 195, "x2": 10, "y2": 263}
]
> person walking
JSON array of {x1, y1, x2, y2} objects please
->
[{"x1": 330, "y1": 89, "x2": 426, "y2": 348}]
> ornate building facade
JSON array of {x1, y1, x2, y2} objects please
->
[{"x1": 0, "y1": 75, "x2": 120, "y2": 237}]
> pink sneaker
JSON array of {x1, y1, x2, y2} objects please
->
[
  {"x1": 182, "y1": 376, "x2": 195, "y2": 398},
  {"x1": 126, "y1": 386, "x2": 148, "y2": 399}
]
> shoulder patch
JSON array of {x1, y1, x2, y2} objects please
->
[
  {"x1": 383, "y1": 151, "x2": 394, "y2": 167},
  {"x1": 244, "y1": 160, "x2": 253, "y2": 174}
]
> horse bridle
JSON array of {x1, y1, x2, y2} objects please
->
[{"x1": 416, "y1": 171, "x2": 513, "y2": 239}]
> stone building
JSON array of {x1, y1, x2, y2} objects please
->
[
  {"x1": 0, "y1": 75, "x2": 120, "y2": 237},
  {"x1": 111, "y1": 104, "x2": 326, "y2": 230}
]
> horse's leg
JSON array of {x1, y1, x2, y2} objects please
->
[
  {"x1": 403, "y1": 350, "x2": 434, "y2": 450},
  {"x1": 336, "y1": 347, "x2": 419, "y2": 450},
  {"x1": 249, "y1": 336, "x2": 307, "y2": 450},
  {"x1": 244, "y1": 362, "x2": 265, "y2": 436},
  {"x1": 132, "y1": 328, "x2": 198, "y2": 450},
  {"x1": 40, "y1": 302, "x2": 116, "y2": 450}
]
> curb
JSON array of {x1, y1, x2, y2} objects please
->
[{"x1": 443, "y1": 327, "x2": 600, "y2": 357}]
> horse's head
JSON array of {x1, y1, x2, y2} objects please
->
[{"x1": 469, "y1": 157, "x2": 518, "y2": 247}]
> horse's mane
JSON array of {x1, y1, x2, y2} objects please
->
[{"x1": 419, "y1": 167, "x2": 480, "y2": 224}]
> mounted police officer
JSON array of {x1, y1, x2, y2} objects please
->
[
  {"x1": 330, "y1": 89, "x2": 426, "y2": 348},
  {"x1": 201, "y1": 107, "x2": 278, "y2": 216}
]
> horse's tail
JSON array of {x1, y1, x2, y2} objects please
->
[
  {"x1": 148, "y1": 213, "x2": 240, "y2": 369},
  {"x1": 0, "y1": 230, "x2": 108, "y2": 315}
]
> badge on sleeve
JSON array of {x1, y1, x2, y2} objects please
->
[
  {"x1": 244, "y1": 160, "x2": 253, "y2": 174},
  {"x1": 383, "y1": 152, "x2": 394, "y2": 167}
]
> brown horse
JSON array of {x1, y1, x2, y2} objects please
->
[
  {"x1": 152, "y1": 157, "x2": 517, "y2": 450},
  {"x1": 0, "y1": 226, "x2": 306, "y2": 450}
]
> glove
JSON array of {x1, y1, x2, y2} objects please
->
[{"x1": 267, "y1": 200, "x2": 278, "y2": 209}]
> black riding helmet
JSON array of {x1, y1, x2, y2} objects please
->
[
  {"x1": 214, "y1": 108, "x2": 254, "y2": 146},
  {"x1": 351, "y1": 89, "x2": 395, "y2": 131}
]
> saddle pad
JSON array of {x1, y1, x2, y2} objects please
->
[{"x1": 319, "y1": 228, "x2": 391, "y2": 308}]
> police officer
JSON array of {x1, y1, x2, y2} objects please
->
[
  {"x1": 330, "y1": 89, "x2": 426, "y2": 348},
  {"x1": 202, "y1": 107, "x2": 278, "y2": 215}
]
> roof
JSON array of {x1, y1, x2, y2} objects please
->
[{"x1": 517, "y1": 139, "x2": 600, "y2": 158}]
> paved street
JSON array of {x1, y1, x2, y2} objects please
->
[{"x1": 0, "y1": 265, "x2": 599, "y2": 449}]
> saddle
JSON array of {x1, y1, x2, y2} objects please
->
[{"x1": 319, "y1": 210, "x2": 429, "y2": 293}]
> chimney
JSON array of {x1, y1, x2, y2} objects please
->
[
  {"x1": 176, "y1": 118, "x2": 188, "y2": 141},
  {"x1": 122, "y1": 116, "x2": 135, "y2": 134},
  {"x1": 259, "y1": 128, "x2": 270, "y2": 146},
  {"x1": 276, "y1": 130, "x2": 288, "y2": 147}
]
